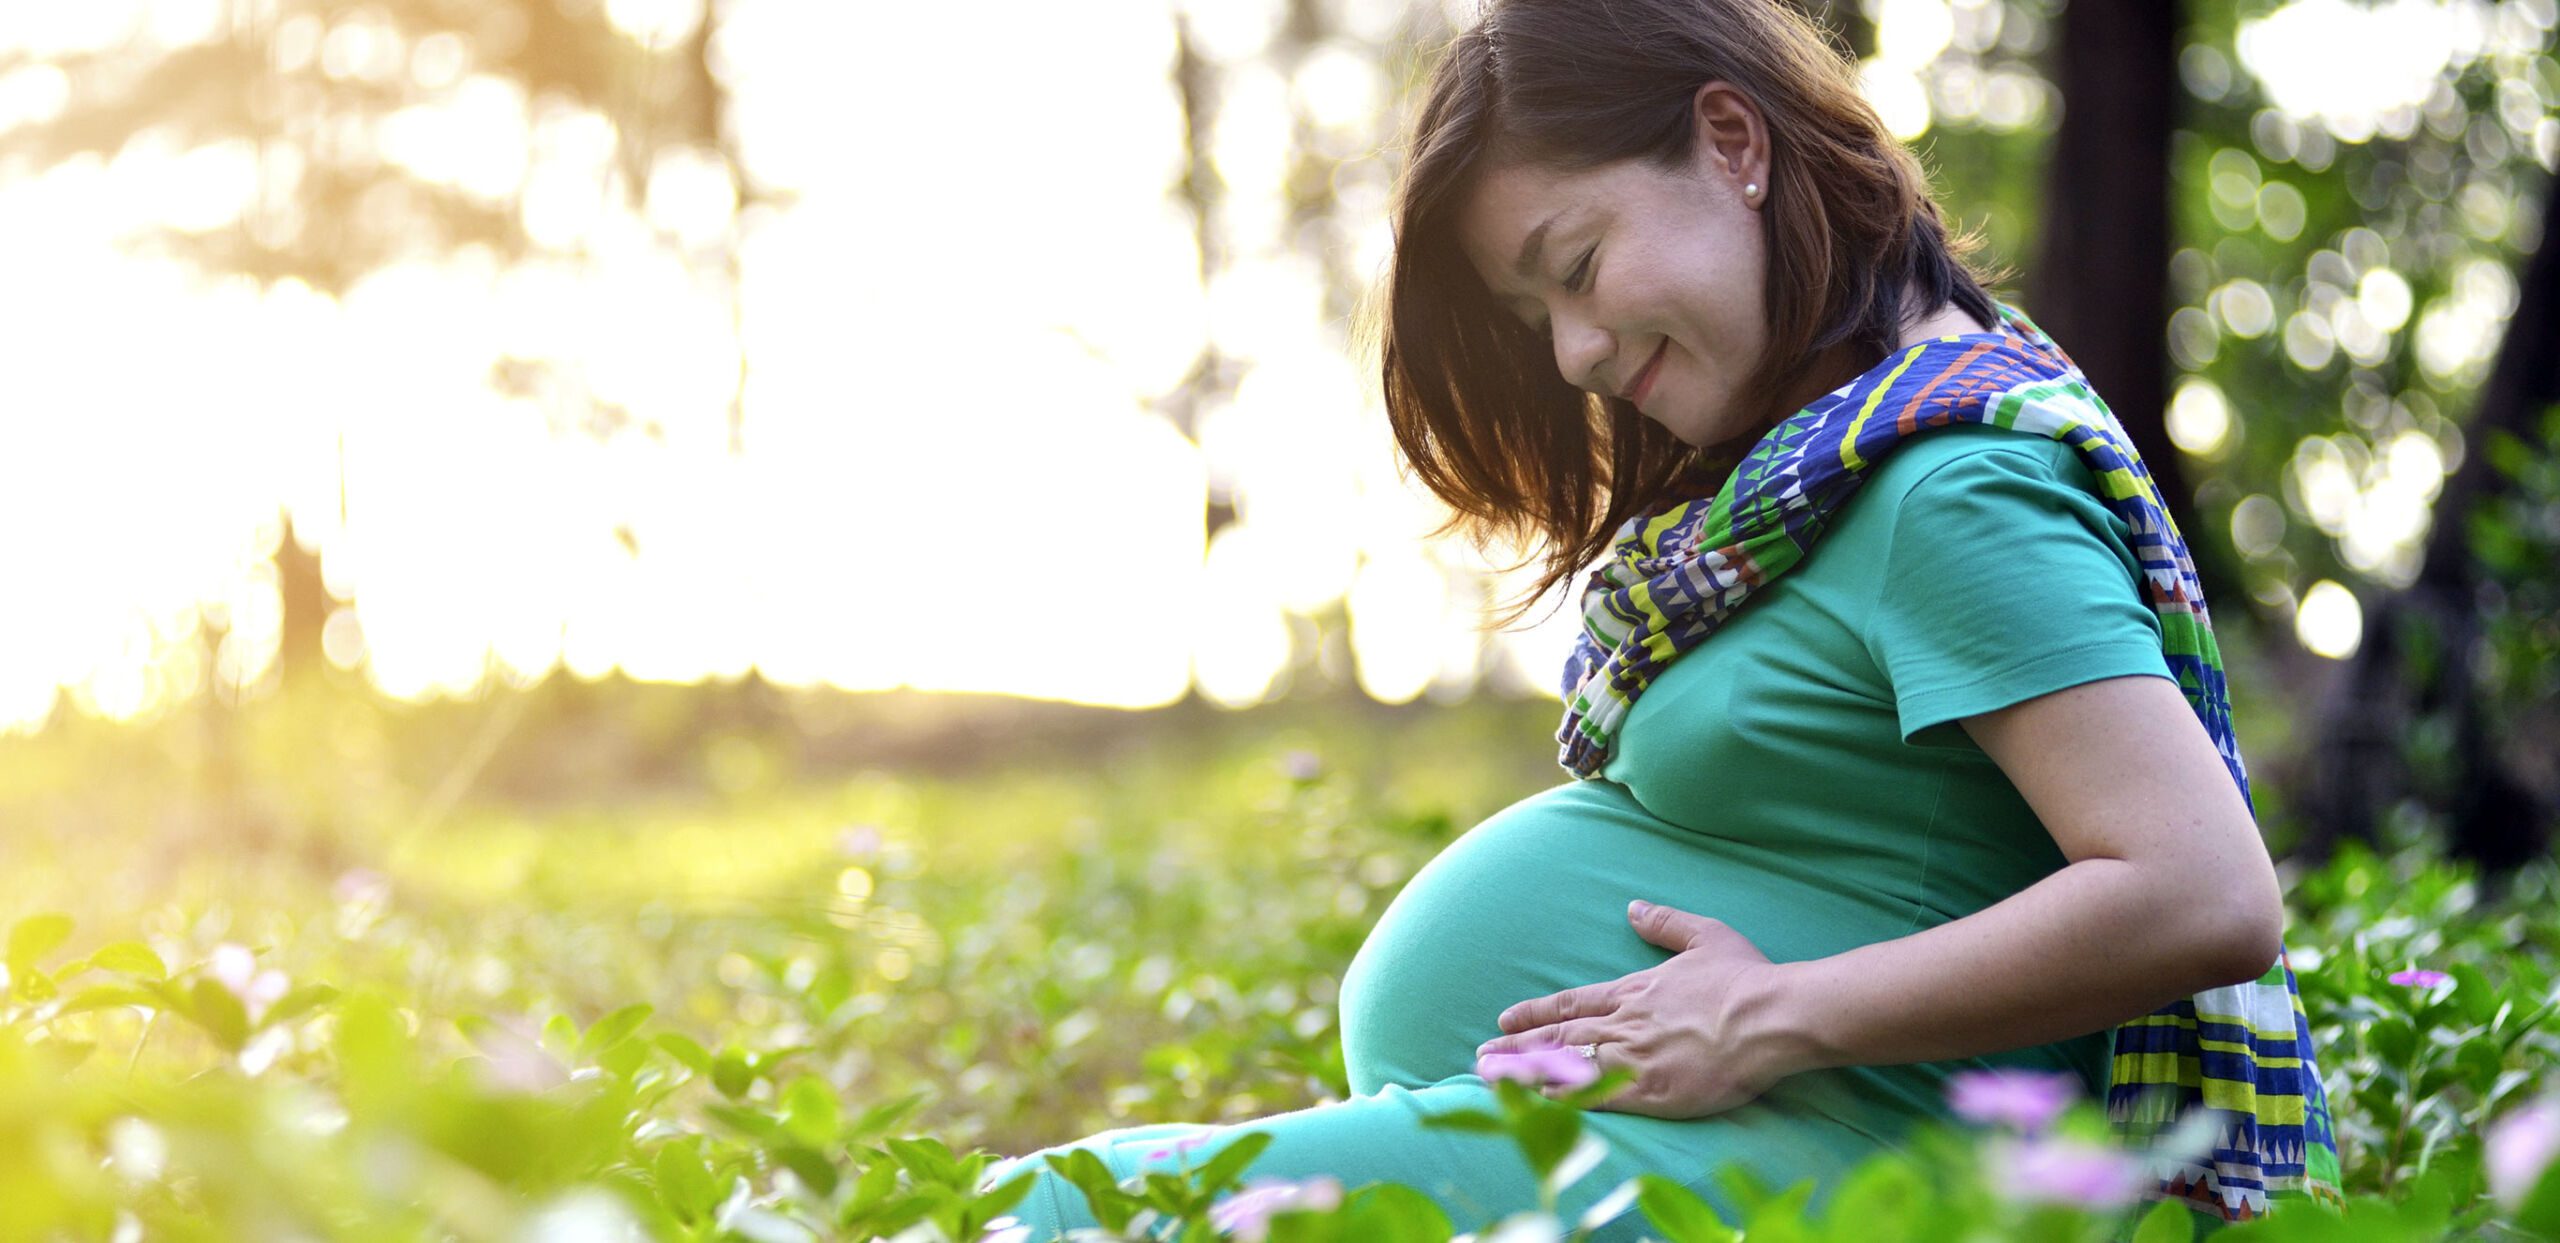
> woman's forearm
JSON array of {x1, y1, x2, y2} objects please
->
[{"x1": 1738, "y1": 856, "x2": 2280, "y2": 1077}]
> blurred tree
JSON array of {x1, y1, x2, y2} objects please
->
[
  {"x1": 273, "y1": 514, "x2": 331, "y2": 687},
  {"x1": 2301, "y1": 175, "x2": 2559, "y2": 877},
  {"x1": 2032, "y1": 0, "x2": 2222, "y2": 598},
  {"x1": 0, "y1": 0, "x2": 749, "y2": 685},
  {"x1": 2160, "y1": 0, "x2": 2558, "y2": 864}
]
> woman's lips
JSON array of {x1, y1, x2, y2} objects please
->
[{"x1": 1624, "y1": 340, "x2": 1668, "y2": 407}]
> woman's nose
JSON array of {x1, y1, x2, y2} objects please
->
[{"x1": 1550, "y1": 315, "x2": 1615, "y2": 395}]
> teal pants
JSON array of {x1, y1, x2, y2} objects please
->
[{"x1": 981, "y1": 782, "x2": 2100, "y2": 1239}]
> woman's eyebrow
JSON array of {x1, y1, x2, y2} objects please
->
[{"x1": 1513, "y1": 211, "x2": 1566, "y2": 280}]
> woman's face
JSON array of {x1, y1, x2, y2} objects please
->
[{"x1": 1454, "y1": 87, "x2": 1772, "y2": 449}]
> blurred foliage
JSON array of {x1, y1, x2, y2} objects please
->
[
  {"x1": 2469, "y1": 404, "x2": 2560, "y2": 715},
  {"x1": 7, "y1": 695, "x2": 2560, "y2": 1239},
  {"x1": 0, "y1": 0, "x2": 739, "y2": 295}
]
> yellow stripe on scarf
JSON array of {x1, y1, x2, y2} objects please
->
[{"x1": 1837, "y1": 345, "x2": 1928, "y2": 472}]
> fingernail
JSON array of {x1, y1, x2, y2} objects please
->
[{"x1": 1629, "y1": 899, "x2": 1651, "y2": 919}]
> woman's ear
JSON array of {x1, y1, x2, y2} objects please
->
[{"x1": 1690, "y1": 82, "x2": 1770, "y2": 208}]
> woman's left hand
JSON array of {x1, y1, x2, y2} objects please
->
[{"x1": 1473, "y1": 900, "x2": 1812, "y2": 1118}]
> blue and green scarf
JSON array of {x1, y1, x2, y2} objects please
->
[{"x1": 1555, "y1": 302, "x2": 2344, "y2": 1220}]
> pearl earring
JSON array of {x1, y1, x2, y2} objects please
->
[{"x1": 1744, "y1": 181, "x2": 1761, "y2": 199}]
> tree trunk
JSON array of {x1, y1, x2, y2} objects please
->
[
  {"x1": 2033, "y1": 0, "x2": 2225, "y2": 600},
  {"x1": 273, "y1": 513, "x2": 332, "y2": 688}
]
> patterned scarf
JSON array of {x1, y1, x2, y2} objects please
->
[{"x1": 1554, "y1": 303, "x2": 2344, "y2": 1220}]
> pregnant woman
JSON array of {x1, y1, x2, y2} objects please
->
[{"x1": 985, "y1": 0, "x2": 2342, "y2": 1234}]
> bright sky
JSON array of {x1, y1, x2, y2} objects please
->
[
  {"x1": 0, "y1": 0, "x2": 1577, "y2": 730},
  {"x1": 0, "y1": 0, "x2": 2543, "y2": 731}
]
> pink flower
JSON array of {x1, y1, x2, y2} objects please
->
[
  {"x1": 1210, "y1": 1175, "x2": 1343, "y2": 1241},
  {"x1": 1994, "y1": 1136, "x2": 2150, "y2": 1208},
  {"x1": 2488, "y1": 1096, "x2": 2560, "y2": 1210},
  {"x1": 208, "y1": 944, "x2": 289, "y2": 1023},
  {"x1": 1144, "y1": 1132, "x2": 1215, "y2": 1162},
  {"x1": 468, "y1": 1017, "x2": 570, "y2": 1093},
  {"x1": 1946, "y1": 1069, "x2": 2079, "y2": 1133},
  {"x1": 332, "y1": 868, "x2": 390, "y2": 907},
  {"x1": 2388, "y1": 968, "x2": 2452, "y2": 988},
  {"x1": 1281, "y1": 751, "x2": 1323, "y2": 783},
  {"x1": 1476, "y1": 1044, "x2": 1599, "y2": 1090}
]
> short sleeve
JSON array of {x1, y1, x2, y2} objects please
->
[{"x1": 1862, "y1": 443, "x2": 2176, "y2": 749}]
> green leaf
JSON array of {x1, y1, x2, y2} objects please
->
[
  {"x1": 263, "y1": 983, "x2": 339, "y2": 1027},
  {"x1": 2370, "y1": 1017, "x2": 2416, "y2": 1066},
  {"x1": 1045, "y1": 1149, "x2": 1137, "y2": 1232},
  {"x1": 578, "y1": 1003, "x2": 652, "y2": 1059},
  {"x1": 965, "y1": 1173, "x2": 1037, "y2": 1237},
  {"x1": 846, "y1": 1158, "x2": 899, "y2": 1212},
  {"x1": 811, "y1": 964, "x2": 855, "y2": 1017},
  {"x1": 6, "y1": 914, "x2": 73, "y2": 976},
  {"x1": 333, "y1": 993, "x2": 415, "y2": 1102},
  {"x1": 540, "y1": 1013, "x2": 580, "y2": 1061},
  {"x1": 781, "y1": 1075, "x2": 841, "y2": 1147},
  {"x1": 1817, "y1": 1156, "x2": 1926, "y2": 1241},
  {"x1": 1338, "y1": 1183, "x2": 1455, "y2": 1242},
  {"x1": 187, "y1": 977, "x2": 249, "y2": 1051},
  {"x1": 86, "y1": 941, "x2": 165, "y2": 979},
  {"x1": 11, "y1": 968, "x2": 56, "y2": 1003},
  {"x1": 2455, "y1": 1035, "x2": 2506, "y2": 1094},
  {"x1": 1555, "y1": 1066, "x2": 1639, "y2": 1110},
  {"x1": 1191, "y1": 1130, "x2": 1274, "y2": 1195},
  {"x1": 2517, "y1": 1153, "x2": 2560, "y2": 1238},
  {"x1": 1140, "y1": 1170, "x2": 1191, "y2": 1215},
  {"x1": 596, "y1": 1036, "x2": 650, "y2": 1081},
  {"x1": 711, "y1": 1050, "x2": 754, "y2": 1099},
  {"x1": 55, "y1": 982, "x2": 161, "y2": 1017},
  {"x1": 1416, "y1": 1109, "x2": 1507, "y2": 1134},
  {"x1": 2390, "y1": 1165, "x2": 2457, "y2": 1233},
  {"x1": 2450, "y1": 963, "x2": 2500, "y2": 1026},
  {"x1": 847, "y1": 1091, "x2": 926, "y2": 1140},
  {"x1": 653, "y1": 1142, "x2": 718, "y2": 1222},
  {"x1": 1515, "y1": 1103, "x2": 1581, "y2": 1180},
  {"x1": 773, "y1": 1144, "x2": 841, "y2": 1197},
  {"x1": 887, "y1": 1136, "x2": 962, "y2": 1187},
  {"x1": 1635, "y1": 1173, "x2": 1739, "y2": 1243},
  {"x1": 844, "y1": 1191, "x2": 935, "y2": 1239},
  {"x1": 2131, "y1": 1197, "x2": 2197, "y2": 1243},
  {"x1": 702, "y1": 1104, "x2": 787, "y2": 1146},
  {"x1": 653, "y1": 1032, "x2": 714, "y2": 1075}
]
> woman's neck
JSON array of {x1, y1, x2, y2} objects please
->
[
  {"x1": 1757, "y1": 287, "x2": 1997, "y2": 431},
  {"x1": 1896, "y1": 297, "x2": 1993, "y2": 349}
]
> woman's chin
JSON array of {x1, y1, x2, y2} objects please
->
[{"x1": 1651, "y1": 413, "x2": 1716, "y2": 450}]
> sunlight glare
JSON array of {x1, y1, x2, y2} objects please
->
[{"x1": 2294, "y1": 579, "x2": 2364, "y2": 659}]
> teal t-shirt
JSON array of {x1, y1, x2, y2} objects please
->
[
  {"x1": 1602, "y1": 421, "x2": 2178, "y2": 1102},
  {"x1": 1321, "y1": 420, "x2": 2188, "y2": 1226}
]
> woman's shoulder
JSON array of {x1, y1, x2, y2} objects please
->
[
  {"x1": 1852, "y1": 304, "x2": 2120, "y2": 506},
  {"x1": 1857, "y1": 421, "x2": 2096, "y2": 513}
]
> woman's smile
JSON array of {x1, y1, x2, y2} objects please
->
[{"x1": 1624, "y1": 340, "x2": 1670, "y2": 407}]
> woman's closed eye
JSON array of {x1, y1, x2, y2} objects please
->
[{"x1": 1562, "y1": 245, "x2": 1596, "y2": 294}]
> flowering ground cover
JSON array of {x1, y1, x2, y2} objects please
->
[{"x1": 3, "y1": 693, "x2": 2557, "y2": 1240}]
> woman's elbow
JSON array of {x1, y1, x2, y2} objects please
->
[{"x1": 2202, "y1": 901, "x2": 2287, "y2": 988}]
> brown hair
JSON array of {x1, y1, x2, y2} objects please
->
[{"x1": 1379, "y1": 0, "x2": 2000, "y2": 627}]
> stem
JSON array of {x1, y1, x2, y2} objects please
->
[
  {"x1": 2381, "y1": 1049, "x2": 2420, "y2": 1191},
  {"x1": 126, "y1": 1009, "x2": 159, "y2": 1079}
]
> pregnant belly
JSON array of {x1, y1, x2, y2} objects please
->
[{"x1": 1338, "y1": 779, "x2": 1916, "y2": 1098}]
